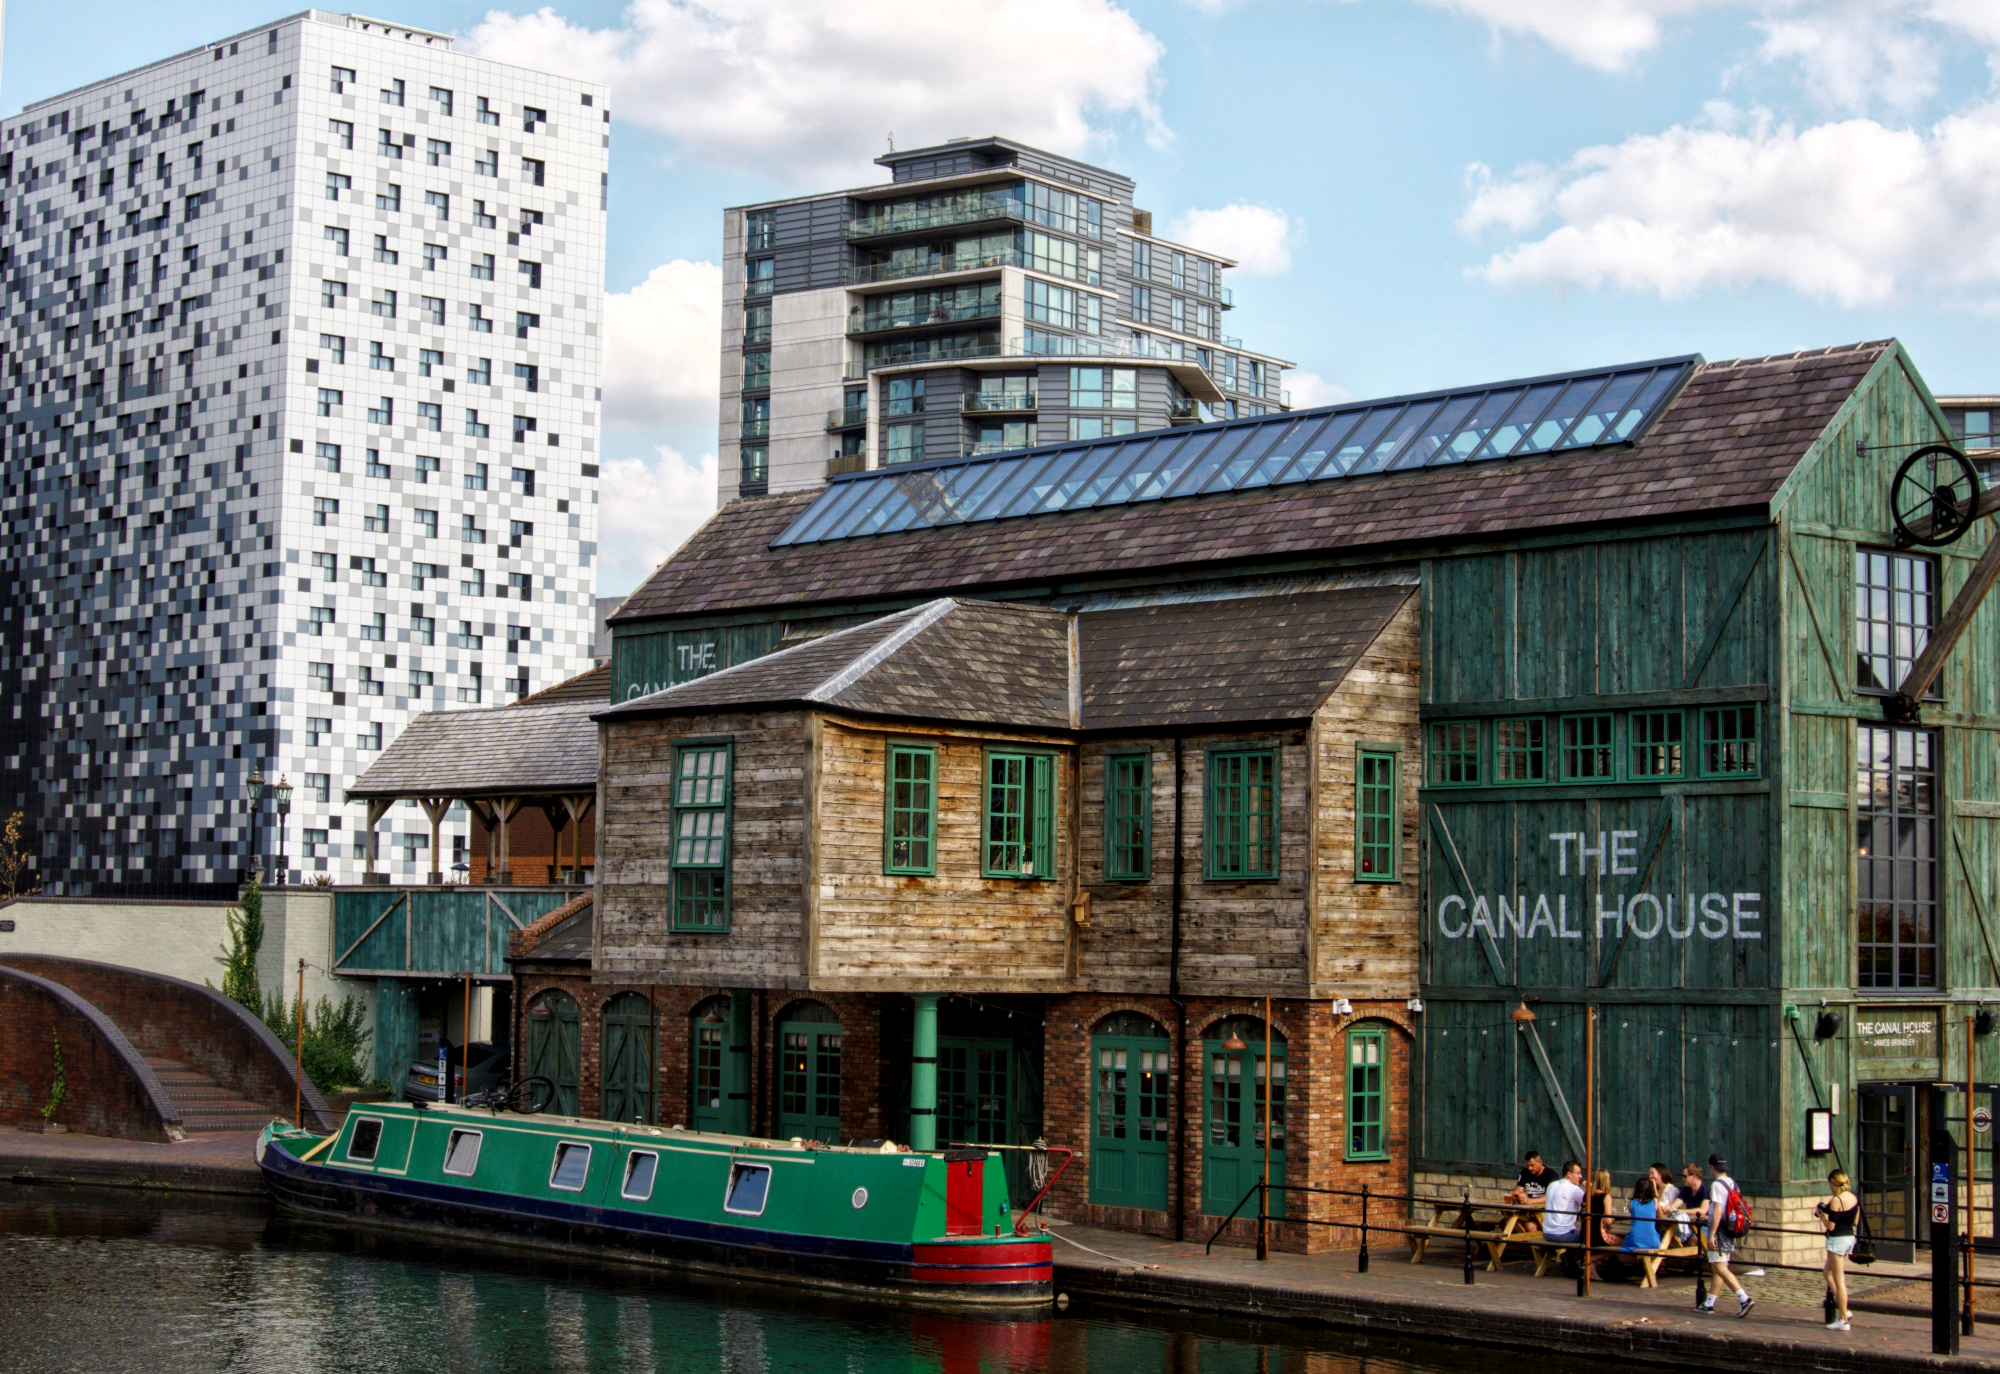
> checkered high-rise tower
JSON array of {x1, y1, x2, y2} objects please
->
[{"x1": 0, "y1": 12, "x2": 607, "y2": 894}]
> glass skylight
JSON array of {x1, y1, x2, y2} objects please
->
[{"x1": 771, "y1": 355, "x2": 1699, "y2": 548}]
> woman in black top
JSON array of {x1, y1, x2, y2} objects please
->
[{"x1": 1817, "y1": 1168, "x2": 1860, "y2": 1330}]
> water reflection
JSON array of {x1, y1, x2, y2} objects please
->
[{"x1": 0, "y1": 1188, "x2": 1596, "y2": 1374}]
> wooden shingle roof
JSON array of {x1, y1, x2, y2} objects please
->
[
  {"x1": 345, "y1": 699, "x2": 600, "y2": 800},
  {"x1": 612, "y1": 342, "x2": 1891, "y2": 625}
]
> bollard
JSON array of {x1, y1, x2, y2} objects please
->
[
  {"x1": 1358, "y1": 1184, "x2": 1370, "y2": 1275},
  {"x1": 1462, "y1": 1188, "x2": 1476, "y2": 1285},
  {"x1": 1576, "y1": 1239, "x2": 1588, "y2": 1298}
]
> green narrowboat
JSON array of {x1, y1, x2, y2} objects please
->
[{"x1": 256, "y1": 1104, "x2": 1053, "y2": 1307}]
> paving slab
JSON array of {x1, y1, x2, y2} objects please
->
[
  {"x1": 0, "y1": 1128, "x2": 265, "y2": 1196},
  {"x1": 1046, "y1": 1220, "x2": 2000, "y2": 1372}
]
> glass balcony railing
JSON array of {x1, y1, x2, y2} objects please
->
[
  {"x1": 962, "y1": 439, "x2": 1030, "y2": 458},
  {"x1": 846, "y1": 250, "x2": 1023, "y2": 286},
  {"x1": 1167, "y1": 399, "x2": 1200, "y2": 424},
  {"x1": 852, "y1": 300, "x2": 1002, "y2": 334},
  {"x1": 961, "y1": 391, "x2": 1037, "y2": 414},
  {"x1": 826, "y1": 405, "x2": 868, "y2": 430},
  {"x1": 827, "y1": 451, "x2": 867, "y2": 477},
  {"x1": 848, "y1": 196, "x2": 1026, "y2": 239}
]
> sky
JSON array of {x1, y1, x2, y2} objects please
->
[{"x1": 10, "y1": 0, "x2": 2000, "y2": 594}]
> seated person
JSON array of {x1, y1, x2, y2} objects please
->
[
  {"x1": 1504, "y1": 1150, "x2": 1553, "y2": 1229},
  {"x1": 1541, "y1": 1161, "x2": 1585, "y2": 1243}
]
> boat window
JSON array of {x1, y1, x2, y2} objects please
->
[
  {"x1": 724, "y1": 1161, "x2": 772, "y2": 1216},
  {"x1": 622, "y1": 1150, "x2": 658, "y2": 1202},
  {"x1": 442, "y1": 1129, "x2": 482, "y2": 1177},
  {"x1": 347, "y1": 1117, "x2": 383, "y2": 1162},
  {"x1": 549, "y1": 1141, "x2": 591, "y2": 1192}
]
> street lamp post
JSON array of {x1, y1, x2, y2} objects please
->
[
  {"x1": 272, "y1": 776, "x2": 294, "y2": 886},
  {"x1": 245, "y1": 768, "x2": 265, "y2": 886}
]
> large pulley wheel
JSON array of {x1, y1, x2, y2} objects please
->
[{"x1": 1890, "y1": 444, "x2": 1981, "y2": 547}]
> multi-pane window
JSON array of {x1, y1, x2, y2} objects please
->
[
  {"x1": 740, "y1": 447, "x2": 768, "y2": 486},
  {"x1": 746, "y1": 209, "x2": 776, "y2": 251},
  {"x1": 1104, "y1": 752, "x2": 1151, "y2": 881},
  {"x1": 1207, "y1": 748, "x2": 1277, "y2": 880},
  {"x1": 1070, "y1": 366, "x2": 1136, "y2": 409},
  {"x1": 983, "y1": 751, "x2": 1054, "y2": 878},
  {"x1": 1701, "y1": 706, "x2": 1759, "y2": 776},
  {"x1": 884, "y1": 422, "x2": 922, "y2": 465},
  {"x1": 472, "y1": 252, "x2": 495, "y2": 281},
  {"x1": 744, "y1": 302, "x2": 771, "y2": 345},
  {"x1": 1345, "y1": 1028, "x2": 1387, "y2": 1160},
  {"x1": 424, "y1": 190, "x2": 449, "y2": 221},
  {"x1": 1560, "y1": 715, "x2": 1615, "y2": 780},
  {"x1": 1857, "y1": 724, "x2": 1938, "y2": 989},
  {"x1": 1493, "y1": 719, "x2": 1544, "y2": 783},
  {"x1": 319, "y1": 334, "x2": 346, "y2": 364},
  {"x1": 884, "y1": 744, "x2": 937, "y2": 875},
  {"x1": 1629, "y1": 711, "x2": 1684, "y2": 778},
  {"x1": 1427, "y1": 721, "x2": 1480, "y2": 785},
  {"x1": 746, "y1": 258, "x2": 775, "y2": 295},
  {"x1": 1856, "y1": 549, "x2": 1935, "y2": 695},
  {"x1": 324, "y1": 225, "x2": 350, "y2": 255},
  {"x1": 672, "y1": 744, "x2": 732, "y2": 930},
  {"x1": 316, "y1": 441, "x2": 341, "y2": 472},
  {"x1": 1097, "y1": 1044, "x2": 1171, "y2": 1141},
  {"x1": 312, "y1": 497, "x2": 338, "y2": 526},
  {"x1": 1356, "y1": 749, "x2": 1397, "y2": 881},
  {"x1": 305, "y1": 774, "x2": 331, "y2": 804}
]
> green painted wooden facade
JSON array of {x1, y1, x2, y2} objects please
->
[{"x1": 1416, "y1": 344, "x2": 2000, "y2": 1201}]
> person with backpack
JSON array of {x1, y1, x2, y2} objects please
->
[{"x1": 1697, "y1": 1154, "x2": 1753, "y2": 1317}]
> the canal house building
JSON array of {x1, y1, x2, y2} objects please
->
[{"x1": 528, "y1": 338, "x2": 1997, "y2": 1257}]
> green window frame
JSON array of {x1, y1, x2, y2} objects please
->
[
  {"x1": 1355, "y1": 748, "x2": 1397, "y2": 882},
  {"x1": 1345, "y1": 1027, "x2": 1388, "y2": 1161},
  {"x1": 983, "y1": 750, "x2": 1054, "y2": 878},
  {"x1": 1426, "y1": 721, "x2": 1480, "y2": 786},
  {"x1": 1559, "y1": 714, "x2": 1616, "y2": 781},
  {"x1": 883, "y1": 742, "x2": 937, "y2": 875},
  {"x1": 1700, "y1": 705, "x2": 1760, "y2": 777},
  {"x1": 1628, "y1": 710, "x2": 1684, "y2": 778},
  {"x1": 1492, "y1": 718, "x2": 1546, "y2": 783},
  {"x1": 670, "y1": 741, "x2": 732, "y2": 931},
  {"x1": 1206, "y1": 747, "x2": 1278, "y2": 881},
  {"x1": 1104, "y1": 752, "x2": 1152, "y2": 881}
]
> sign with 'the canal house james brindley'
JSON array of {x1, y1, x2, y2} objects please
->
[
  {"x1": 1856, "y1": 1007, "x2": 1943, "y2": 1076},
  {"x1": 1432, "y1": 827, "x2": 1763, "y2": 943}
]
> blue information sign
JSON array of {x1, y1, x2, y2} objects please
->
[{"x1": 1935, "y1": 1162, "x2": 1952, "y2": 1182}]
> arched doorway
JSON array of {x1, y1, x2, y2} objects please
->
[
  {"x1": 775, "y1": 999, "x2": 843, "y2": 1143},
  {"x1": 1089, "y1": 1011, "x2": 1171, "y2": 1211},
  {"x1": 524, "y1": 989, "x2": 581, "y2": 1118},
  {"x1": 600, "y1": 992, "x2": 654, "y2": 1125},
  {"x1": 1201, "y1": 1015, "x2": 1285, "y2": 1217},
  {"x1": 689, "y1": 995, "x2": 735, "y2": 1135}
]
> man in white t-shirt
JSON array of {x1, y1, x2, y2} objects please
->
[
  {"x1": 1542, "y1": 1161, "x2": 1586, "y2": 1243},
  {"x1": 1698, "y1": 1153, "x2": 1752, "y2": 1317}
]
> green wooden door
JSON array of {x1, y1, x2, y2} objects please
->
[
  {"x1": 1201, "y1": 1018, "x2": 1285, "y2": 1217},
  {"x1": 776, "y1": 1001, "x2": 843, "y2": 1143},
  {"x1": 938, "y1": 1038, "x2": 1011, "y2": 1147},
  {"x1": 524, "y1": 990, "x2": 580, "y2": 1118},
  {"x1": 690, "y1": 996, "x2": 730, "y2": 1134},
  {"x1": 1089, "y1": 1014, "x2": 1172, "y2": 1211},
  {"x1": 600, "y1": 992, "x2": 654, "y2": 1125}
]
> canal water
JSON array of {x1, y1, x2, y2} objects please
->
[{"x1": 0, "y1": 1187, "x2": 1602, "y2": 1373}]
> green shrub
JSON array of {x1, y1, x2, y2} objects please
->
[{"x1": 262, "y1": 990, "x2": 373, "y2": 1093}]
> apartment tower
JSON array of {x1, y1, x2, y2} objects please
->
[
  {"x1": 0, "y1": 11, "x2": 608, "y2": 894},
  {"x1": 718, "y1": 136, "x2": 1293, "y2": 501}
]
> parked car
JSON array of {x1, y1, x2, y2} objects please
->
[{"x1": 404, "y1": 1041, "x2": 509, "y2": 1104}]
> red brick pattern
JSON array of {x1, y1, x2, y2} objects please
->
[{"x1": 0, "y1": 969, "x2": 180, "y2": 1141}]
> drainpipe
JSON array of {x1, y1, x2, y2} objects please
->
[
  {"x1": 1170, "y1": 736, "x2": 1188, "y2": 1242},
  {"x1": 911, "y1": 993, "x2": 940, "y2": 1151}
]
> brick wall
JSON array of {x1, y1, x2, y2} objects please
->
[
  {"x1": 0, "y1": 967, "x2": 182, "y2": 1141},
  {"x1": 1041, "y1": 992, "x2": 1414, "y2": 1254}
]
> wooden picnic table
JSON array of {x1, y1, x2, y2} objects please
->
[{"x1": 1405, "y1": 1197, "x2": 1543, "y2": 1272}]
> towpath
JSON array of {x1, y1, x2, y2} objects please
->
[
  {"x1": 1048, "y1": 1219, "x2": 2000, "y2": 1372},
  {"x1": 1, "y1": 1128, "x2": 263, "y2": 1195}
]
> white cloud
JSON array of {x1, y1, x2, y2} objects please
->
[
  {"x1": 1415, "y1": 0, "x2": 1719, "y2": 71},
  {"x1": 596, "y1": 447, "x2": 718, "y2": 594},
  {"x1": 1286, "y1": 371, "x2": 1352, "y2": 408},
  {"x1": 1755, "y1": 2, "x2": 1941, "y2": 113},
  {"x1": 1460, "y1": 101, "x2": 2000, "y2": 306},
  {"x1": 1167, "y1": 204, "x2": 1298, "y2": 273},
  {"x1": 465, "y1": 0, "x2": 1166, "y2": 181},
  {"x1": 603, "y1": 259, "x2": 722, "y2": 429}
]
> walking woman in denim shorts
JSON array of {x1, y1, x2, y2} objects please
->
[{"x1": 1817, "y1": 1169, "x2": 1860, "y2": 1330}]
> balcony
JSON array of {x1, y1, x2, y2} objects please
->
[
  {"x1": 846, "y1": 250, "x2": 1023, "y2": 287},
  {"x1": 848, "y1": 195, "x2": 1026, "y2": 241},
  {"x1": 961, "y1": 391, "x2": 1037, "y2": 415},
  {"x1": 827, "y1": 451, "x2": 867, "y2": 478},
  {"x1": 961, "y1": 439, "x2": 1031, "y2": 458},
  {"x1": 1167, "y1": 399, "x2": 1201, "y2": 425},
  {"x1": 826, "y1": 404, "x2": 868, "y2": 431},
  {"x1": 850, "y1": 299, "x2": 1002, "y2": 336}
]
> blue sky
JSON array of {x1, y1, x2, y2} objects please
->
[{"x1": 10, "y1": 0, "x2": 2000, "y2": 592}]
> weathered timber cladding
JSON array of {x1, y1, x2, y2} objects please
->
[
  {"x1": 595, "y1": 710, "x2": 809, "y2": 986},
  {"x1": 809, "y1": 719, "x2": 1075, "y2": 991}
]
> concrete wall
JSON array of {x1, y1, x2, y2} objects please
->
[
  {"x1": 768, "y1": 285, "x2": 852, "y2": 493},
  {"x1": 0, "y1": 891, "x2": 372, "y2": 1024}
]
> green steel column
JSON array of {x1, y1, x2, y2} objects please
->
[
  {"x1": 726, "y1": 989, "x2": 753, "y2": 1136},
  {"x1": 910, "y1": 993, "x2": 939, "y2": 1151}
]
